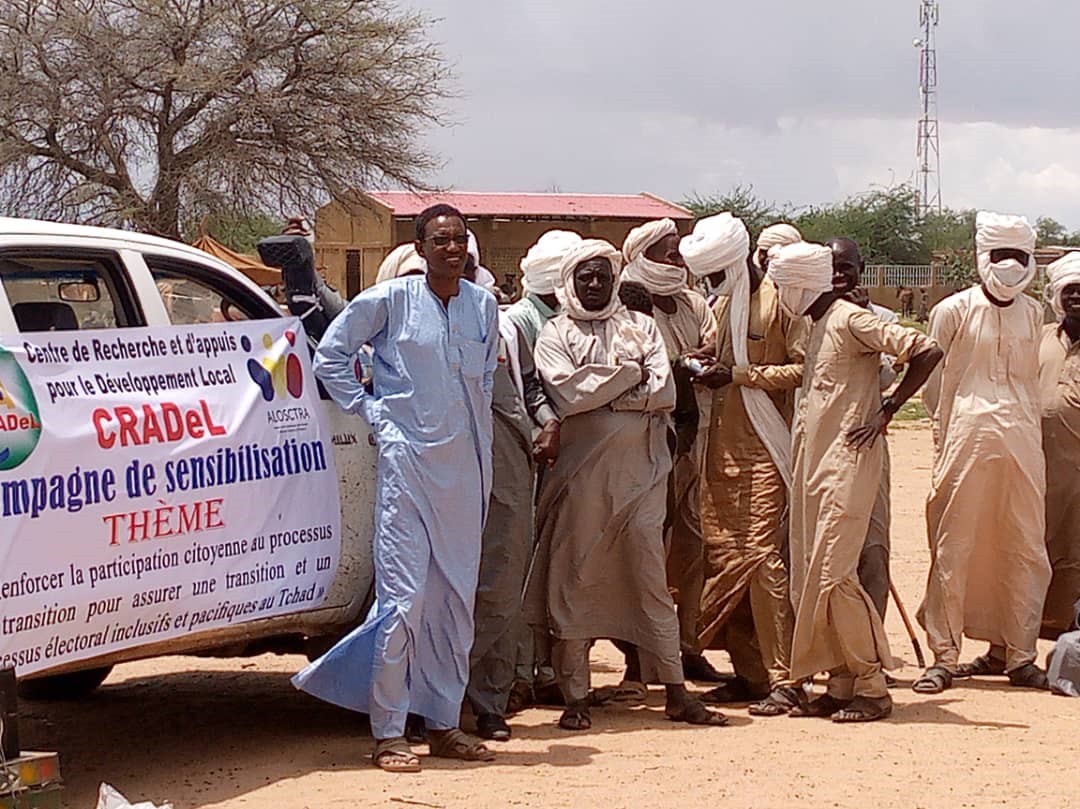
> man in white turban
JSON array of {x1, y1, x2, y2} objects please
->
[
  {"x1": 915, "y1": 211, "x2": 1052, "y2": 694},
  {"x1": 524, "y1": 239, "x2": 725, "y2": 731},
  {"x1": 682, "y1": 213, "x2": 805, "y2": 715},
  {"x1": 505, "y1": 230, "x2": 582, "y2": 351},
  {"x1": 769, "y1": 241, "x2": 941, "y2": 722},
  {"x1": 1038, "y1": 253, "x2": 1080, "y2": 639},
  {"x1": 375, "y1": 243, "x2": 425, "y2": 284},
  {"x1": 620, "y1": 218, "x2": 721, "y2": 683},
  {"x1": 753, "y1": 223, "x2": 803, "y2": 271}
]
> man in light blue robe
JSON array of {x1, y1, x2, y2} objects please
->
[{"x1": 293, "y1": 205, "x2": 498, "y2": 772}]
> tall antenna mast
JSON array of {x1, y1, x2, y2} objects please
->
[{"x1": 915, "y1": 0, "x2": 942, "y2": 216}]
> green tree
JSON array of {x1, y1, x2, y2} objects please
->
[
  {"x1": 1036, "y1": 216, "x2": 1068, "y2": 246},
  {"x1": 794, "y1": 185, "x2": 924, "y2": 264},
  {"x1": 195, "y1": 210, "x2": 283, "y2": 253},
  {"x1": 682, "y1": 185, "x2": 780, "y2": 240},
  {"x1": 0, "y1": 0, "x2": 452, "y2": 238}
]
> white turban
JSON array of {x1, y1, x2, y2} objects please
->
[
  {"x1": 766, "y1": 241, "x2": 834, "y2": 318},
  {"x1": 521, "y1": 229, "x2": 583, "y2": 296},
  {"x1": 375, "y1": 243, "x2": 424, "y2": 284},
  {"x1": 754, "y1": 223, "x2": 802, "y2": 268},
  {"x1": 621, "y1": 218, "x2": 686, "y2": 296},
  {"x1": 557, "y1": 239, "x2": 624, "y2": 321},
  {"x1": 679, "y1": 212, "x2": 750, "y2": 285},
  {"x1": 1046, "y1": 252, "x2": 1080, "y2": 318},
  {"x1": 465, "y1": 229, "x2": 498, "y2": 292},
  {"x1": 974, "y1": 211, "x2": 1037, "y2": 301}
]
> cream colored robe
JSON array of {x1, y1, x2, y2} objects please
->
[
  {"x1": 526, "y1": 308, "x2": 683, "y2": 682},
  {"x1": 790, "y1": 300, "x2": 931, "y2": 696},
  {"x1": 918, "y1": 287, "x2": 1050, "y2": 671},
  {"x1": 1039, "y1": 324, "x2": 1080, "y2": 638}
]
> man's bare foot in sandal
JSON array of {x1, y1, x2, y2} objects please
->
[
  {"x1": 372, "y1": 737, "x2": 421, "y2": 773},
  {"x1": 664, "y1": 684, "x2": 728, "y2": 726},
  {"x1": 427, "y1": 728, "x2": 495, "y2": 762},
  {"x1": 559, "y1": 700, "x2": 592, "y2": 731},
  {"x1": 749, "y1": 685, "x2": 804, "y2": 717},
  {"x1": 831, "y1": 695, "x2": 893, "y2": 723},
  {"x1": 789, "y1": 694, "x2": 850, "y2": 718}
]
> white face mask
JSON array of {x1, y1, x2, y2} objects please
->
[
  {"x1": 978, "y1": 252, "x2": 1034, "y2": 302},
  {"x1": 988, "y1": 258, "x2": 1027, "y2": 287}
]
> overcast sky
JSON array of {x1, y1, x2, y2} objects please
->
[{"x1": 407, "y1": 0, "x2": 1080, "y2": 229}]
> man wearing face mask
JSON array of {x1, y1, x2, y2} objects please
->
[
  {"x1": 914, "y1": 212, "x2": 1051, "y2": 694},
  {"x1": 621, "y1": 218, "x2": 721, "y2": 684},
  {"x1": 683, "y1": 213, "x2": 805, "y2": 715},
  {"x1": 525, "y1": 239, "x2": 726, "y2": 731},
  {"x1": 769, "y1": 242, "x2": 941, "y2": 722}
]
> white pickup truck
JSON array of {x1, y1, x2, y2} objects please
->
[{"x1": 0, "y1": 217, "x2": 377, "y2": 698}]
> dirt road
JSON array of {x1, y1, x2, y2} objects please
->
[{"x1": 19, "y1": 423, "x2": 1078, "y2": 809}]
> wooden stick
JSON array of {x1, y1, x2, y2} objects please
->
[{"x1": 890, "y1": 581, "x2": 927, "y2": 669}]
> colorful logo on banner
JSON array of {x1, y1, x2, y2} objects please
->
[
  {"x1": 244, "y1": 331, "x2": 303, "y2": 402},
  {"x1": 0, "y1": 347, "x2": 42, "y2": 470}
]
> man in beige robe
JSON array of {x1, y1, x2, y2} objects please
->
[
  {"x1": 769, "y1": 242, "x2": 941, "y2": 722},
  {"x1": 916, "y1": 212, "x2": 1051, "y2": 693},
  {"x1": 621, "y1": 218, "x2": 720, "y2": 682},
  {"x1": 526, "y1": 239, "x2": 725, "y2": 731},
  {"x1": 679, "y1": 213, "x2": 805, "y2": 715},
  {"x1": 1039, "y1": 254, "x2": 1080, "y2": 639}
]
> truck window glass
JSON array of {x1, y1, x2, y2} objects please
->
[
  {"x1": 0, "y1": 252, "x2": 140, "y2": 332},
  {"x1": 144, "y1": 257, "x2": 280, "y2": 325}
]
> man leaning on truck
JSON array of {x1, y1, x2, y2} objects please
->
[{"x1": 292, "y1": 204, "x2": 499, "y2": 773}]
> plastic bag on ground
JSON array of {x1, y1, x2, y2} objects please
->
[
  {"x1": 96, "y1": 783, "x2": 173, "y2": 809},
  {"x1": 1047, "y1": 629, "x2": 1080, "y2": 697}
]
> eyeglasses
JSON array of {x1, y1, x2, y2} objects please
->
[{"x1": 426, "y1": 234, "x2": 469, "y2": 247}]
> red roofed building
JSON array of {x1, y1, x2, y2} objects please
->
[{"x1": 315, "y1": 190, "x2": 693, "y2": 296}]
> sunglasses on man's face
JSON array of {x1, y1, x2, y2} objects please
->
[{"x1": 426, "y1": 234, "x2": 469, "y2": 247}]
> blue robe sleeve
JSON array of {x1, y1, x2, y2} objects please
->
[
  {"x1": 313, "y1": 288, "x2": 390, "y2": 425},
  {"x1": 482, "y1": 294, "x2": 499, "y2": 409}
]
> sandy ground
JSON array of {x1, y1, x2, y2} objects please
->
[{"x1": 19, "y1": 422, "x2": 1079, "y2": 809}]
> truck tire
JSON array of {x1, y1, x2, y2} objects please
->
[{"x1": 18, "y1": 666, "x2": 113, "y2": 701}]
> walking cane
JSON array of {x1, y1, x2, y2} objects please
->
[{"x1": 889, "y1": 581, "x2": 926, "y2": 669}]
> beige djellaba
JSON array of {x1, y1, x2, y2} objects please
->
[
  {"x1": 1038, "y1": 324, "x2": 1080, "y2": 638},
  {"x1": 918, "y1": 287, "x2": 1050, "y2": 671},
  {"x1": 525, "y1": 308, "x2": 683, "y2": 699},
  {"x1": 789, "y1": 299, "x2": 932, "y2": 699},
  {"x1": 697, "y1": 276, "x2": 802, "y2": 690}
]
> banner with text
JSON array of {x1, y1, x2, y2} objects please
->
[{"x1": 0, "y1": 319, "x2": 341, "y2": 675}]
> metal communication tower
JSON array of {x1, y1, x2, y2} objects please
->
[{"x1": 915, "y1": 0, "x2": 941, "y2": 216}]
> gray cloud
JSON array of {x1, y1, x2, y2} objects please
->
[{"x1": 407, "y1": 0, "x2": 1080, "y2": 227}]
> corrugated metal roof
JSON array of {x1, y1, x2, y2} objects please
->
[{"x1": 367, "y1": 191, "x2": 693, "y2": 220}]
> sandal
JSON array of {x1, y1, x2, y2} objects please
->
[
  {"x1": 789, "y1": 694, "x2": 849, "y2": 718},
  {"x1": 591, "y1": 680, "x2": 648, "y2": 705},
  {"x1": 1007, "y1": 663, "x2": 1049, "y2": 691},
  {"x1": 748, "y1": 686, "x2": 803, "y2": 717},
  {"x1": 404, "y1": 713, "x2": 427, "y2": 744},
  {"x1": 912, "y1": 666, "x2": 953, "y2": 694},
  {"x1": 832, "y1": 695, "x2": 893, "y2": 723},
  {"x1": 666, "y1": 698, "x2": 728, "y2": 726},
  {"x1": 558, "y1": 700, "x2": 592, "y2": 731},
  {"x1": 476, "y1": 712, "x2": 512, "y2": 741},
  {"x1": 954, "y1": 653, "x2": 1007, "y2": 678},
  {"x1": 427, "y1": 728, "x2": 495, "y2": 762},
  {"x1": 372, "y1": 737, "x2": 421, "y2": 773}
]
